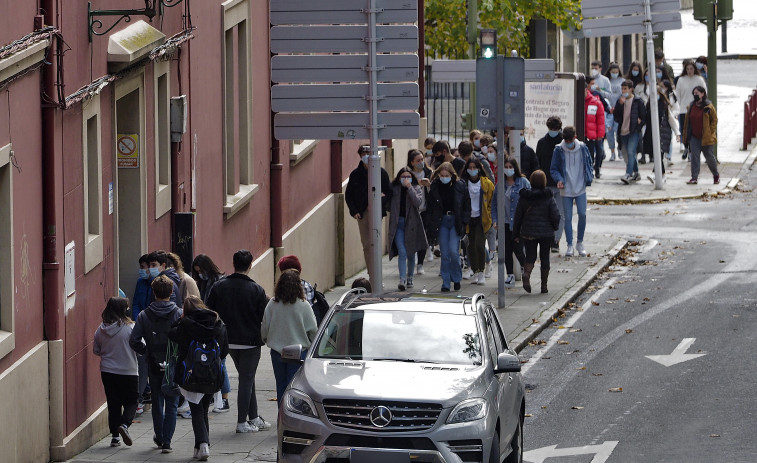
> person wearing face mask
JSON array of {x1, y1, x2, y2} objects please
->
[
  {"x1": 423, "y1": 137, "x2": 436, "y2": 166},
  {"x1": 643, "y1": 83, "x2": 680, "y2": 183},
  {"x1": 536, "y1": 116, "x2": 566, "y2": 253},
  {"x1": 407, "y1": 149, "x2": 434, "y2": 275},
  {"x1": 614, "y1": 80, "x2": 647, "y2": 184},
  {"x1": 654, "y1": 49, "x2": 675, "y2": 86},
  {"x1": 590, "y1": 60, "x2": 612, "y2": 102},
  {"x1": 430, "y1": 140, "x2": 455, "y2": 170},
  {"x1": 683, "y1": 85, "x2": 719, "y2": 185},
  {"x1": 550, "y1": 127, "x2": 594, "y2": 258},
  {"x1": 606, "y1": 62, "x2": 625, "y2": 161},
  {"x1": 474, "y1": 134, "x2": 496, "y2": 179},
  {"x1": 345, "y1": 145, "x2": 393, "y2": 287},
  {"x1": 387, "y1": 167, "x2": 428, "y2": 291},
  {"x1": 491, "y1": 157, "x2": 530, "y2": 286},
  {"x1": 426, "y1": 162, "x2": 470, "y2": 292},
  {"x1": 132, "y1": 254, "x2": 154, "y2": 415},
  {"x1": 695, "y1": 56, "x2": 708, "y2": 81},
  {"x1": 147, "y1": 250, "x2": 182, "y2": 305},
  {"x1": 469, "y1": 129, "x2": 483, "y2": 154},
  {"x1": 626, "y1": 61, "x2": 644, "y2": 90},
  {"x1": 675, "y1": 61, "x2": 707, "y2": 158},
  {"x1": 516, "y1": 130, "x2": 540, "y2": 180},
  {"x1": 459, "y1": 160, "x2": 494, "y2": 285},
  {"x1": 584, "y1": 76, "x2": 607, "y2": 179}
]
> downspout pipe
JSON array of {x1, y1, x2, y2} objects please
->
[
  {"x1": 41, "y1": 0, "x2": 62, "y2": 341},
  {"x1": 271, "y1": 136, "x2": 283, "y2": 249}
]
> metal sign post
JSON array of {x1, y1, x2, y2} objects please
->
[
  {"x1": 644, "y1": 0, "x2": 664, "y2": 189},
  {"x1": 367, "y1": 0, "x2": 384, "y2": 293}
]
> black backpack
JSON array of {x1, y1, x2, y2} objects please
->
[
  {"x1": 145, "y1": 310, "x2": 174, "y2": 371},
  {"x1": 179, "y1": 338, "x2": 223, "y2": 394},
  {"x1": 312, "y1": 285, "x2": 330, "y2": 327}
]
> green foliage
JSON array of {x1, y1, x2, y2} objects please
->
[{"x1": 424, "y1": 0, "x2": 582, "y2": 59}]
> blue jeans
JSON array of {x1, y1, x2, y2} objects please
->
[
  {"x1": 148, "y1": 371, "x2": 179, "y2": 446},
  {"x1": 438, "y1": 215, "x2": 462, "y2": 288},
  {"x1": 606, "y1": 120, "x2": 619, "y2": 151},
  {"x1": 394, "y1": 216, "x2": 415, "y2": 280},
  {"x1": 562, "y1": 194, "x2": 587, "y2": 246},
  {"x1": 620, "y1": 132, "x2": 639, "y2": 176},
  {"x1": 270, "y1": 349, "x2": 305, "y2": 404},
  {"x1": 221, "y1": 358, "x2": 231, "y2": 395}
]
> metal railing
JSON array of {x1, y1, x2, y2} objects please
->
[
  {"x1": 743, "y1": 89, "x2": 757, "y2": 150},
  {"x1": 424, "y1": 62, "x2": 473, "y2": 146}
]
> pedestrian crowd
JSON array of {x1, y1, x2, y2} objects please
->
[{"x1": 94, "y1": 249, "x2": 321, "y2": 460}]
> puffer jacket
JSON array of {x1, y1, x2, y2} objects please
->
[
  {"x1": 683, "y1": 99, "x2": 717, "y2": 146},
  {"x1": 613, "y1": 96, "x2": 646, "y2": 135},
  {"x1": 426, "y1": 179, "x2": 471, "y2": 240},
  {"x1": 512, "y1": 188, "x2": 561, "y2": 239},
  {"x1": 585, "y1": 92, "x2": 606, "y2": 140},
  {"x1": 460, "y1": 176, "x2": 495, "y2": 234}
]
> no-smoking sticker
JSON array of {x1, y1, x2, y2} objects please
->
[{"x1": 117, "y1": 133, "x2": 139, "y2": 168}]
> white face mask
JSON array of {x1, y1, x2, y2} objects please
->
[
  {"x1": 361, "y1": 154, "x2": 369, "y2": 164},
  {"x1": 481, "y1": 146, "x2": 488, "y2": 154},
  {"x1": 473, "y1": 139, "x2": 481, "y2": 148},
  {"x1": 591, "y1": 68, "x2": 600, "y2": 77},
  {"x1": 487, "y1": 152, "x2": 497, "y2": 162}
]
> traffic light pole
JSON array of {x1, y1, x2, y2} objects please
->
[{"x1": 495, "y1": 56, "x2": 507, "y2": 309}]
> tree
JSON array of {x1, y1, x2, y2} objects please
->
[{"x1": 424, "y1": 0, "x2": 582, "y2": 59}]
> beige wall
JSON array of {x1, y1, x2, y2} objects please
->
[
  {"x1": 0, "y1": 342, "x2": 50, "y2": 462},
  {"x1": 249, "y1": 248, "x2": 276, "y2": 297}
]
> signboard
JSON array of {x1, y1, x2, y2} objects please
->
[
  {"x1": 270, "y1": 25, "x2": 418, "y2": 54},
  {"x1": 274, "y1": 112, "x2": 420, "y2": 141},
  {"x1": 583, "y1": 12, "x2": 682, "y2": 37},
  {"x1": 582, "y1": 0, "x2": 680, "y2": 18},
  {"x1": 435, "y1": 59, "x2": 555, "y2": 83},
  {"x1": 272, "y1": 83, "x2": 418, "y2": 112},
  {"x1": 64, "y1": 241, "x2": 75, "y2": 297},
  {"x1": 524, "y1": 75, "x2": 578, "y2": 145},
  {"x1": 270, "y1": 0, "x2": 417, "y2": 25},
  {"x1": 116, "y1": 134, "x2": 139, "y2": 168},
  {"x1": 272, "y1": 54, "x2": 418, "y2": 83}
]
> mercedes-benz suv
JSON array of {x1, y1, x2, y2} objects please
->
[{"x1": 277, "y1": 290, "x2": 525, "y2": 463}]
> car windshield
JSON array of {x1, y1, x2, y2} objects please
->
[{"x1": 314, "y1": 309, "x2": 482, "y2": 365}]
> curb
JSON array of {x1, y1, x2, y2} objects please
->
[
  {"x1": 724, "y1": 146, "x2": 757, "y2": 193},
  {"x1": 511, "y1": 239, "x2": 629, "y2": 353}
]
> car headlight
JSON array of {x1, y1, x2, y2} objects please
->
[
  {"x1": 284, "y1": 389, "x2": 318, "y2": 418},
  {"x1": 446, "y1": 398, "x2": 487, "y2": 424}
]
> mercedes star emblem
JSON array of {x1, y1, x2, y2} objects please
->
[{"x1": 369, "y1": 405, "x2": 392, "y2": 428}]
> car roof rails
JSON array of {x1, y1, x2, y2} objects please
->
[
  {"x1": 463, "y1": 293, "x2": 486, "y2": 315},
  {"x1": 335, "y1": 287, "x2": 368, "y2": 309}
]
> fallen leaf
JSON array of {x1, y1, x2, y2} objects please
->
[
  {"x1": 541, "y1": 406, "x2": 547, "y2": 409},
  {"x1": 625, "y1": 329, "x2": 633, "y2": 333},
  {"x1": 524, "y1": 413, "x2": 533, "y2": 417},
  {"x1": 557, "y1": 340, "x2": 570, "y2": 345},
  {"x1": 552, "y1": 317, "x2": 559, "y2": 322},
  {"x1": 643, "y1": 297, "x2": 650, "y2": 302},
  {"x1": 576, "y1": 366, "x2": 586, "y2": 370},
  {"x1": 719, "y1": 260, "x2": 726, "y2": 263},
  {"x1": 592, "y1": 373, "x2": 603, "y2": 376},
  {"x1": 710, "y1": 434, "x2": 720, "y2": 438},
  {"x1": 532, "y1": 319, "x2": 540, "y2": 324},
  {"x1": 557, "y1": 325, "x2": 566, "y2": 329},
  {"x1": 569, "y1": 328, "x2": 582, "y2": 333},
  {"x1": 625, "y1": 298, "x2": 636, "y2": 303},
  {"x1": 609, "y1": 387, "x2": 623, "y2": 392},
  {"x1": 591, "y1": 301, "x2": 600, "y2": 306},
  {"x1": 571, "y1": 406, "x2": 584, "y2": 410},
  {"x1": 520, "y1": 359, "x2": 529, "y2": 364}
]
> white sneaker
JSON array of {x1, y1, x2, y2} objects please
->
[
  {"x1": 177, "y1": 400, "x2": 190, "y2": 413},
  {"x1": 576, "y1": 241, "x2": 587, "y2": 257},
  {"x1": 180, "y1": 410, "x2": 192, "y2": 419},
  {"x1": 136, "y1": 402, "x2": 144, "y2": 415},
  {"x1": 462, "y1": 268, "x2": 473, "y2": 280},
  {"x1": 565, "y1": 245, "x2": 574, "y2": 257},
  {"x1": 620, "y1": 174, "x2": 631, "y2": 185},
  {"x1": 484, "y1": 262, "x2": 493, "y2": 278},
  {"x1": 416, "y1": 264, "x2": 425, "y2": 275},
  {"x1": 198, "y1": 442, "x2": 210, "y2": 461},
  {"x1": 236, "y1": 422, "x2": 258, "y2": 433},
  {"x1": 504, "y1": 274, "x2": 515, "y2": 288},
  {"x1": 426, "y1": 247, "x2": 434, "y2": 261},
  {"x1": 249, "y1": 416, "x2": 272, "y2": 430},
  {"x1": 477, "y1": 272, "x2": 486, "y2": 285},
  {"x1": 194, "y1": 448, "x2": 200, "y2": 460}
]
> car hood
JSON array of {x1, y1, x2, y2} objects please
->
[{"x1": 293, "y1": 358, "x2": 489, "y2": 408}]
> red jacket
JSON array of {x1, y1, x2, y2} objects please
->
[{"x1": 584, "y1": 92, "x2": 606, "y2": 140}]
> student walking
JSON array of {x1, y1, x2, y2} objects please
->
[
  {"x1": 683, "y1": 85, "x2": 720, "y2": 184},
  {"x1": 459, "y1": 160, "x2": 494, "y2": 285},
  {"x1": 605, "y1": 62, "x2": 625, "y2": 161},
  {"x1": 169, "y1": 296, "x2": 228, "y2": 461},
  {"x1": 132, "y1": 254, "x2": 153, "y2": 415},
  {"x1": 614, "y1": 80, "x2": 647, "y2": 184},
  {"x1": 536, "y1": 116, "x2": 565, "y2": 252},
  {"x1": 94, "y1": 297, "x2": 139, "y2": 448},
  {"x1": 261, "y1": 269, "x2": 318, "y2": 403},
  {"x1": 407, "y1": 149, "x2": 433, "y2": 276},
  {"x1": 513, "y1": 170, "x2": 561, "y2": 294},
  {"x1": 492, "y1": 157, "x2": 530, "y2": 287},
  {"x1": 387, "y1": 167, "x2": 428, "y2": 290}
]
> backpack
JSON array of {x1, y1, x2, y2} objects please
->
[
  {"x1": 179, "y1": 338, "x2": 223, "y2": 394},
  {"x1": 312, "y1": 284, "x2": 330, "y2": 327},
  {"x1": 145, "y1": 310, "x2": 174, "y2": 371}
]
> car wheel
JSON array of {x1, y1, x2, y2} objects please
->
[
  {"x1": 489, "y1": 431, "x2": 501, "y2": 463},
  {"x1": 503, "y1": 416, "x2": 523, "y2": 463}
]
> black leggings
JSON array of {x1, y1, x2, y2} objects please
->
[
  {"x1": 505, "y1": 226, "x2": 526, "y2": 274},
  {"x1": 101, "y1": 372, "x2": 139, "y2": 437},
  {"x1": 188, "y1": 394, "x2": 213, "y2": 448},
  {"x1": 523, "y1": 237, "x2": 552, "y2": 270}
]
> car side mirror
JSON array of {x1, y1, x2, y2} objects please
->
[
  {"x1": 281, "y1": 344, "x2": 304, "y2": 364},
  {"x1": 495, "y1": 353, "x2": 521, "y2": 373}
]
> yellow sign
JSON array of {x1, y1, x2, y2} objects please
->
[{"x1": 116, "y1": 134, "x2": 139, "y2": 168}]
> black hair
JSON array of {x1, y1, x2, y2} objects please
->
[
  {"x1": 502, "y1": 156, "x2": 524, "y2": 179},
  {"x1": 546, "y1": 116, "x2": 562, "y2": 130},
  {"x1": 138, "y1": 254, "x2": 150, "y2": 265},
  {"x1": 626, "y1": 61, "x2": 643, "y2": 86},
  {"x1": 563, "y1": 126, "x2": 577, "y2": 140},
  {"x1": 460, "y1": 159, "x2": 488, "y2": 181},
  {"x1": 406, "y1": 149, "x2": 423, "y2": 168},
  {"x1": 457, "y1": 140, "x2": 473, "y2": 157},
  {"x1": 693, "y1": 85, "x2": 707, "y2": 99},
  {"x1": 606, "y1": 62, "x2": 621, "y2": 78},
  {"x1": 102, "y1": 297, "x2": 131, "y2": 325},
  {"x1": 192, "y1": 254, "x2": 223, "y2": 281},
  {"x1": 621, "y1": 79, "x2": 634, "y2": 89},
  {"x1": 392, "y1": 166, "x2": 418, "y2": 186},
  {"x1": 233, "y1": 249, "x2": 253, "y2": 272},
  {"x1": 590, "y1": 60, "x2": 602, "y2": 68},
  {"x1": 432, "y1": 140, "x2": 450, "y2": 155},
  {"x1": 148, "y1": 250, "x2": 169, "y2": 266}
]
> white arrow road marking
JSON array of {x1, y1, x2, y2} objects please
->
[
  {"x1": 646, "y1": 338, "x2": 706, "y2": 367},
  {"x1": 523, "y1": 440, "x2": 619, "y2": 463}
]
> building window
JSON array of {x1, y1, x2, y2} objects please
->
[
  {"x1": 83, "y1": 95, "x2": 103, "y2": 273},
  {"x1": 222, "y1": 0, "x2": 258, "y2": 219},
  {"x1": 289, "y1": 139, "x2": 318, "y2": 166},
  {"x1": 155, "y1": 61, "x2": 171, "y2": 218},
  {"x1": 0, "y1": 143, "x2": 15, "y2": 358}
]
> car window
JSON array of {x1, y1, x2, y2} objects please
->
[
  {"x1": 314, "y1": 310, "x2": 482, "y2": 365},
  {"x1": 485, "y1": 322, "x2": 498, "y2": 366},
  {"x1": 486, "y1": 306, "x2": 508, "y2": 353}
]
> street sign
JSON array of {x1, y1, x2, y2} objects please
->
[
  {"x1": 476, "y1": 58, "x2": 499, "y2": 130},
  {"x1": 270, "y1": 0, "x2": 417, "y2": 25},
  {"x1": 270, "y1": 25, "x2": 418, "y2": 54},
  {"x1": 271, "y1": 54, "x2": 418, "y2": 83},
  {"x1": 646, "y1": 338, "x2": 706, "y2": 367},
  {"x1": 434, "y1": 59, "x2": 556, "y2": 83},
  {"x1": 272, "y1": 83, "x2": 418, "y2": 112},
  {"x1": 582, "y1": 0, "x2": 680, "y2": 18},
  {"x1": 583, "y1": 11, "x2": 682, "y2": 37},
  {"x1": 503, "y1": 57, "x2": 525, "y2": 129},
  {"x1": 274, "y1": 112, "x2": 420, "y2": 140}
]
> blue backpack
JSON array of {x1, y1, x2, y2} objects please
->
[{"x1": 180, "y1": 339, "x2": 223, "y2": 394}]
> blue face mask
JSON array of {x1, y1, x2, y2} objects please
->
[
  {"x1": 149, "y1": 267, "x2": 161, "y2": 278},
  {"x1": 610, "y1": 72, "x2": 619, "y2": 79},
  {"x1": 565, "y1": 141, "x2": 576, "y2": 150},
  {"x1": 361, "y1": 154, "x2": 369, "y2": 165},
  {"x1": 473, "y1": 139, "x2": 481, "y2": 148},
  {"x1": 425, "y1": 149, "x2": 433, "y2": 155},
  {"x1": 520, "y1": 135, "x2": 525, "y2": 143},
  {"x1": 503, "y1": 168, "x2": 515, "y2": 177},
  {"x1": 415, "y1": 161, "x2": 425, "y2": 170},
  {"x1": 622, "y1": 92, "x2": 630, "y2": 98},
  {"x1": 138, "y1": 269, "x2": 149, "y2": 280},
  {"x1": 644, "y1": 75, "x2": 649, "y2": 82},
  {"x1": 199, "y1": 273, "x2": 208, "y2": 280},
  {"x1": 656, "y1": 71, "x2": 663, "y2": 79},
  {"x1": 467, "y1": 169, "x2": 479, "y2": 177},
  {"x1": 695, "y1": 62, "x2": 704, "y2": 70},
  {"x1": 440, "y1": 176, "x2": 452, "y2": 184},
  {"x1": 548, "y1": 130, "x2": 560, "y2": 138},
  {"x1": 632, "y1": 69, "x2": 640, "y2": 77}
]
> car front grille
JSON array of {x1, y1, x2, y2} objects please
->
[{"x1": 322, "y1": 399, "x2": 442, "y2": 432}]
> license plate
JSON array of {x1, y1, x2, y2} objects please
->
[{"x1": 350, "y1": 449, "x2": 411, "y2": 463}]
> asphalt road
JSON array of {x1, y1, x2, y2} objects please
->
[{"x1": 519, "y1": 167, "x2": 757, "y2": 462}]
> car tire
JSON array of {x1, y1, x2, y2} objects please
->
[
  {"x1": 489, "y1": 431, "x2": 501, "y2": 463},
  {"x1": 503, "y1": 416, "x2": 523, "y2": 463}
]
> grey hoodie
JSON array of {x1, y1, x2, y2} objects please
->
[{"x1": 94, "y1": 321, "x2": 139, "y2": 375}]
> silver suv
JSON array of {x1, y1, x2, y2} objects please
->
[{"x1": 278, "y1": 291, "x2": 525, "y2": 463}]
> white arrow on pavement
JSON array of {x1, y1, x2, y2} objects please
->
[
  {"x1": 523, "y1": 440, "x2": 619, "y2": 463},
  {"x1": 645, "y1": 338, "x2": 706, "y2": 367}
]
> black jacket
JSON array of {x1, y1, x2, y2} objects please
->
[
  {"x1": 519, "y1": 140, "x2": 540, "y2": 180},
  {"x1": 426, "y1": 179, "x2": 471, "y2": 241},
  {"x1": 205, "y1": 273, "x2": 269, "y2": 347},
  {"x1": 169, "y1": 308, "x2": 229, "y2": 382},
  {"x1": 535, "y1": 133, "x2": 562, "y2": 187},
  {"x1": 613, "y1": 97, "x2": 646, "y2": 134},
  {"x1": 512, "y1": 188, "x2": 560, "y2": 239},
  {"x1": 344, "y1": 161, "x2": 392, "y2": 218}
]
